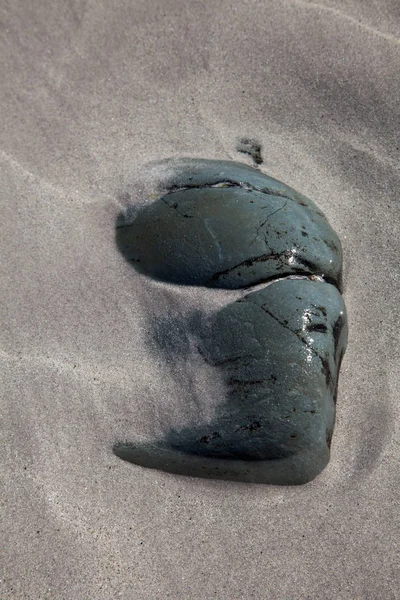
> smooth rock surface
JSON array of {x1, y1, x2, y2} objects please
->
[
  {"x1": 114, "y1": 278, "x2": 347, "y2": 484},
  {"x1": 116, "y1": 160, "x2": 342, "y2": 288},
  {"x1": 115, "y1": 160, "x2": 347, "y2": 484}
]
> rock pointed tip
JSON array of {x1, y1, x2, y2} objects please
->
[
  {"x1": 112, "y1": 441, "x2": 168, "y2": 470},
  {"x1": 113, "y1": 442, "x2": 139, "y2": 462}
]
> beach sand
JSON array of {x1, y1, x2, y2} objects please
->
[{"x1": 1, "y1": 1, "x2": 399, "y2": 598}]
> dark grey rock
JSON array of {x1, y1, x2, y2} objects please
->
[
  {"x1": 114, "y1": 279, "x2": 347, "y2": 484},
  {"x1": 116, "y1": 160, "x2": 342, "y2": 289},
  {"x1": 114, "y1": 159, "x2": 348, "y2": 485}
]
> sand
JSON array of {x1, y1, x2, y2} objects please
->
[{"x1": 1, "y1": 1, "x2": 399, "y2": 598}]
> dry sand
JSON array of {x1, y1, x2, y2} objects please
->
[{"x1": 1, "y1": 1, "x2": 399, "y2": 598}]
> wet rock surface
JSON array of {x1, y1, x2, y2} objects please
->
[{"x1": 114, "y1": 160, "x2": 348, "y2": 484}]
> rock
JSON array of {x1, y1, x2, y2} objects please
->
[
  {"x1": 114, "y1": 279, "x2": 347, "y2": 485},
  {"x1": 114, "y1": 160, "x2": 348, "y2": 485},
  {"x1": 116, "y1": 160, "x2": 342, "y2": 289}
]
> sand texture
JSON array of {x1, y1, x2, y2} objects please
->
[{"x1": 1, "y1": 1, "x2": 399, "y2": 598}]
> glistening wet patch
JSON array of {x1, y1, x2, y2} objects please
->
[{"x1": 114, "y1": 159, "x2": 347, "y2": 485}]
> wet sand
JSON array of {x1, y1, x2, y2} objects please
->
[{"x1": 1, "y1": 1, "x2": 399, "y2": 598}]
